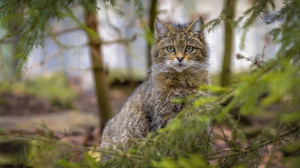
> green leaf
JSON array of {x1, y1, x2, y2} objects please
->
[
  {"x1": 193, "y1": 96, "x2": 217, "y2": 107},
  {"x1": 56, "y1": 160, "x2": 81, "y2": 168}
]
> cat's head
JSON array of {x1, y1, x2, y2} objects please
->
[{"x1": 152, "y1": 18, "x2": 208, "y2": 73}]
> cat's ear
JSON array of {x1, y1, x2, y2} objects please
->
[
  {"x1": 187, "y1": 17, "x2": 204, "y2": 38},
  {"x1": 154, "y1": 18, "x2": 173, "y2": 40}
]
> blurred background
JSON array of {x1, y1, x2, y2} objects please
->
[{"x1": 0, "y1": 0, "x2": 282, "y2": 157}]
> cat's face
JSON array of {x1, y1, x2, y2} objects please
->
[{"x1": 152, "y1": 18, "x2": 208, "y2": 73}]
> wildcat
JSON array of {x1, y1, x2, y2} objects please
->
[{"x1": 100, "y1": 17, "x2": 209, "y2": 150}]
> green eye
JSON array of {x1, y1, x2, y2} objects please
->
[
  {"x1": 185, "y1": 46, "x2": 194, "y2": 53},
  {"x1": 166, "y1": 46, "x2": 175, "y2": 53}
]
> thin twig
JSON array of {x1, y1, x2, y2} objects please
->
[
  {"x1": 101, "y1": 34, "x2": 137, "y2": 45},
  {"x1": 206, "y1": 126, "x2": 299, "y2": 160},
  {"x1": 206, "y1": 121, "x2": 216, "y2": 151},
  {"x1": 24, "y1": 130, "x2": 70, "y2": 167},
  {"x1": 45, "y1": 27, "x2": 81, "y2": 37}
]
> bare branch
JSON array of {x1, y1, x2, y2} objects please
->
[
  {"x1": 45, "y1": 27, "x2": 81, "y2": 37},
  {"x1": 101, "y1": 34, "x2": 137, "y2": 45},
  {"x1": 236, "y1": 53, "x2": 264, "y2": 68}
]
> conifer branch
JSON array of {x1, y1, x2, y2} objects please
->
[{"x1": 206, "y1": 126, "x2": 299, "y2": 160}]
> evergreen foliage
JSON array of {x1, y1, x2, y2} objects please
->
[{"x1": 0, "y1": 0, "x2": 102, "y2": 77}]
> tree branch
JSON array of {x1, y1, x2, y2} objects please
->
[
  {"x1": 101, "y1": 34, "x2": 137, "y2": 45},
  {"x1": 206, "y1": 126, "x2": 299, "y2": 160},
  {"x1": 45, "y1": 27, "x2": 81, "y2": 37}
]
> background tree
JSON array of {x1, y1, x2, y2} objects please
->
[
  {"x1": 220, "y1": 0, "x2": 236, "y2": 86},
  {"x1": 84, "y1": 9, "x2": 113, "y2": 135},
  {"x1": 147, "y1": 0, "x2": 158, "y2": 69}
]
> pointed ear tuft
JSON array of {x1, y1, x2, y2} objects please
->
[
  {"x1": 187, "y1": 18, "x2": 203, "y2": 37},
  {"x1": 154, "y1": 18, "x2": 172, "y2": 40}
]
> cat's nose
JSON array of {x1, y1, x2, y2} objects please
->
[{"x1": 177, "y1": 57, "x2": 184, "y2": 62}]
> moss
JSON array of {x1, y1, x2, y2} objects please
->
[{"x1": 0, "y1": 73, "x2": 77, "y2": 109}]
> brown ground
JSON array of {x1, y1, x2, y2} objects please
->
[{"x1": 0, "y1": 84, "x2": 136, "y2": 147}]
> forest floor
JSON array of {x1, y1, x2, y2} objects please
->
[{"x1": 0, "y1": 83, "x2": 136, "y2": 147}]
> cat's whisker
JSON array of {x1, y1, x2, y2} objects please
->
[
  {"x1": 151, "y1": 65, "x2": 170, "y2": 77},
  {"x1": 151, "y1": 62, "x2": 165, "y2": 69},
  {"x1": 192, "y1": 62, "x2": 208, "y2": 66},
  {"x1": 201, "y1": 57, "x2": 210, "y2": 62},
  {"x1": 189, "y1": 66, "x2": 199, "y2": 72},
  {"x1": 152, "y1": 64, "x2": 165, "y2": 73},
  {"x1": 152, "y1": 67, "x2": 165, "y2": 76},
  {"x1": 191, "y1": 64, "x2": 209, "y2": 70},
  {"x1": 192, "y1": 62, "x2": 209, "y2": 67},
  {"x1": 151, "y1": 62, "x2": 164, "y2": 68},
  {"x1": 144, "y1": 63, "x2": 166, "y2": 74}
]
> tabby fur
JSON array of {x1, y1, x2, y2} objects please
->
[{"x1": 100, "y1": 17, "x2": 209, "y2": 150}]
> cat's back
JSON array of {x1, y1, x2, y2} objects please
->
[{"x1": 100, "y1": 81, "x2": 149, "y2": 149}]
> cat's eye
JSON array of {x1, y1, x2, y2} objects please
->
[
  {"x1": 185, "y1": 46, "x2": 194, "y2": 53},
  {"x1": 166, "y1": 46, "x2": 175, "y2": 53}
]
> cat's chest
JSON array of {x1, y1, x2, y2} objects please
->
[{"x1": 143, "y1": 86, "x2": 197, "y2": 132}]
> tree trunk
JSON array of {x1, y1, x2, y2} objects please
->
[
  {"x1": 147, "y1": 0, "x2": 158, "y2": 70},
  {"x1": 220, "y1": 0, "x2": 236, "y2": 86},
  {"x1": 84, "y1": 13, "x2": 113, "y2": 135}
]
